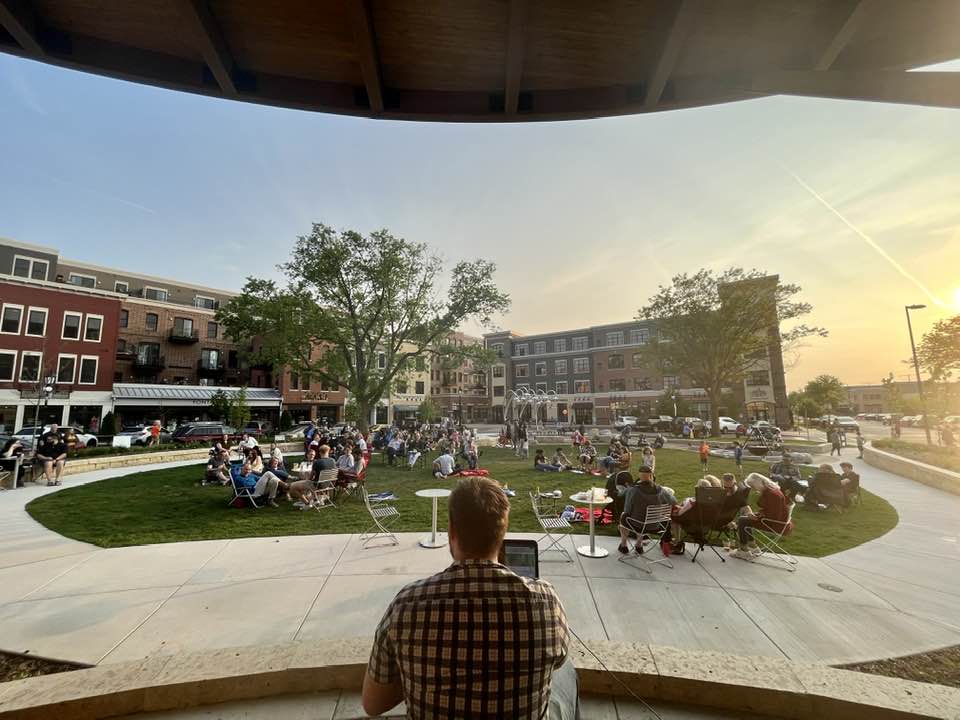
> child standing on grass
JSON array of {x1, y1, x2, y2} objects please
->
[
  {"x1": 699, "y1": 439, "x2": 710, "y2": 474},
  {"x1": 733, "y1": 441, "x2": 743, "y2": 477},
  {"x1": 521, "y1": 436, "x2": 530, "y2": 459}
]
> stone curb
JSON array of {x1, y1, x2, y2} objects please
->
[
  {"x1": 1, "y1": 640, "x2": 957, "y2": 720},
  {"x1": 864, "y1": 443, "x2": 960, "y2": 496}
]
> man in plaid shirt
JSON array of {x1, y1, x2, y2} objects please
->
[{"x1": 362, "y1": 476, "x2": 579, "y2": 719}]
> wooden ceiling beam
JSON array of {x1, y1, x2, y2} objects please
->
[
  {"x1": 0, "y1": 0, "x2": 44, "y2": 56},
  {"x1": 348, "y1": 0, "x2": 384, "y2": 113},
  {"x1": 644, "y1": 0, "x2": 700, "y2": 109},
  {"x1": 814, "y1": 0, "x2": 873, "y2": 71},
  {"x1": 749, "y1": 70, "x2": 960, "y2": 110},
  {"x1": 504, "y1": 0, "x2": 528, "y2": 114},
  {"x1": 173, "y1": 0, "x2": 237, "y2": 95}
]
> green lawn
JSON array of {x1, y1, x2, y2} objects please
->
[{"x1": 26, "y1": 448, "x2": 898, "y2": 557}]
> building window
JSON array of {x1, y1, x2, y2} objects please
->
[
  {"x1": 0, "y1": 351, "x2": 16, "y2": 381},
  {"x1": 228, "y1": 350, "x2": 239, "y2": 369},
  {"x1": 79, "y1": 356, "x2": 98, "y2": 384},
  {"x1": 415, "y1": 357, "x2": 426, "y2": 371},
  {"x1": 631, "y1": 352, "x2": 644, "y2": 368},
  {"x1": 535, "y1": 362, "x2": 547, "y2": 376},
  {"x1": 515, "y1": 344, "x2": 528, "y2": 356},
  {"x1": 19, "y1": 352, "x2": 41, "y2": 382},
  {"x1": 200, "y1": 348, "x2": 220, "y2": 369},
  {"x1": 746, "y1": 370, "x2": 770, "y2": 386},
  {"x1": 663, "y1": 375, "x2": 679, "y2": 389},
  {"x1": 630, "y1": 328, "x2": 649, "y2": 345},
  {"x1": 573, "y1": 357, "x2": 589, "y2": 374},
  {"x1": 85, "y1": 315, "x2": 104, "y2": 342},
  {"x1": 138, "y1": 343, "x2": 161, "y2": 364},
  {"x1": 606, "y1": 331, "x2": 623, "y2": 346},
  {"x1": 492, "y1": 365, "x2": 504, "y2": 378},
  {"x1": 395, "y1": 380, "x2": 408, "y2": 394},
  {"x1": 62, "y1": 311, "x2": 82, "y2": 339},
  {"x1": 608, "y1": 354, "x2": 624, "y2": 369},
  {"x1": 0, "y1": 304, "x2": 23, "y2": 334},
  {"x1": 572, "y1": 336, "x2": 589, "y2": 351},
  {"x1": 68, "y1": 273, "x2": 97, "y2": 288},
  {"x1": 554, "y1": 359, "x2": 567, "y2": 374},
  {"x1": 574, "y1": 380, "x2": 591, "y2": 394},
  {"x1": 491, "y1": 343, "x2": 503, "y2": 358},
  {"x1": 515, "y1": 364, "x2": 529, "y2": 378},
  {"x1": 120, "y1": 309, "x2": 129, "y2": 328},
  {"x1": 609, "y1": 379, "x2": 626, "y2": 392},
  {"x1": 554, "y1": 338, "x2": 566, "y2": 352},
  {"x1": 56, "y1": 354, "x2": 76, "y2": 384},
  {"x1": 207, "y1": 321, "x2": 218, "y2": 339},
  {"x1": 194, "y1": 295, "x2": 216, "y2": 310},
  {"x1": 377, "y1": 353, "x2": 386, "y2": 370},
  {"x1": 533, "y1": 341, "x2": 546, "y2": 355},
  {"x1": 144, "y1": 287, "x2": 169, "y2": 302},
  {"x1": 633, "y1": 377, "x2": 651, "y2": 390},
  {"x1": 535, "y1": 382, "x2": 547, "y2": 392},
  {"x1": 115, "y1": 281, "x2": 128, "y2": 293},
  {"x1": 25, "y1": 308, "x2": 47, "y2": 337},
  {"x1": 12, "y1": 255, "x2": 48, "y2": 281},
  {"x1": 555, "y1": 380, "x2": 568, "y2": 394},
  {"x1": 145, "y1": 313, "x2": 158, "y2": 331},
  {"x1": 494, "y1": 386, "x2": 505, "y2": 397},
  {"x1": 173, "y1": 317, "x2": 194, "y2": 336},
  {"x1": 415, "y1": 380, "x2": 425, "y2": 394},
  {"x1": 290, "y1": 372, "x2": 299, "y2": 390}
]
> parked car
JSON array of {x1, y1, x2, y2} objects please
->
[
  {"x1": 13, "y1": 425, "x2": 81, "y2": 450},
  {"x1": 277, "y1": 422, "x2": 314, "y2": 441},
  {"x1": 942, "y1": 415, "x2": 960, "y2": 429},
  {"x1": 705, "y1": 416, "x2": 743, "y2": 434},
  {"x1": 242, "y1": 420, "x2": 272, "y2": 437},
  {"x1": 833, "y1": 416, "x2": 860, "y2": 433},
  {"x1": 613, "y1": 416, "x2": 639, "y2": 430},
  {"x1": 115, "y1": 425, "x2": 173, "y2": 446},
  {"x1": 171, "y1": 423, "x2": 239, "y2": 444},
  {"x1": 67, "y1": 426, "x2": 98, "y2": 447}
]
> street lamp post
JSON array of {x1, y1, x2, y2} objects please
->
[
  {"x1": 905, "y1": 304, "x2": 932, "y2": 445},
  {"x1": 31, "y1": 374, "x2": 58, "y2": 451}
]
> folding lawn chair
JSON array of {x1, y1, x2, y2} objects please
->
[
  {"x1": 750, "y1": 503, "x2": 798, "y2": 572},
  {"x1": 681, "y1": 486, "x2": 726, "y2": 564},
  {"x1": 227, "y1": 465, "x2": 261, "y2": 509},
  {"x1": 307, "y1": 467, "x2": 339, "y2": 510},
  {"x1": 618, "y1": 503, "x2": 674, "y2": 573},
  {"x1": 529, "y1": 491, "x2": 572, "y2": 562},
  {"x1": 360, "y1": 486, "x2": 400, "y2": 548}
]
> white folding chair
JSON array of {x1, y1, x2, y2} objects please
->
[
  {"x1": 227, "y1": 468, "x2": 261, "y2": 509},
  {"x1": 529, "y1": 492, "x2": 572, "y2": 562},
  {"x1": 750, "y1": 504, "x2": 798, "y2": 572},
  {"x1": 618, "y1": 503, "x2": 674, "y2": 573},
  {"x1": 308, "y1": 467, "x2": 339, "y2": 510},
  {"x1": 360, "y1": 486, "x2": 400, "y2": 548}
]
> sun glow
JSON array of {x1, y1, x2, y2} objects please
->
[{"x1": 953, "y1": 288, "x2": 960, "y2": 311}]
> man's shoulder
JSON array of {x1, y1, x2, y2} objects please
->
[{"x1": 391, "y1": 563, "x2": 562, "y2": 606}]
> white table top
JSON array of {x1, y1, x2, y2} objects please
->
[
  {"x1": 569, "y1": 493, "x2": 613, "y2": 506},
  {"x1": 416, "y1": 488, "x2": 453, "y2": 498}
]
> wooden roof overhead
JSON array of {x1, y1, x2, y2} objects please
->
[{"x1": 2, "y1": 0, "x2": 959, "y2": 122}]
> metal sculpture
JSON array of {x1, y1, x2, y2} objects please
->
[{"x1": 505, "y1": 387, "x2": 558, "y2": 432}]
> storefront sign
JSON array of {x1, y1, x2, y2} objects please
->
[
  {"x1": 19, "y1": 390, "x2": 70, "y2": 400},
  {"x1": 301, "y1": 391, "x2": 330, "y2": 402},
  {"x1": 750, "y1": 388, "x2": 770, "y2": 399}
]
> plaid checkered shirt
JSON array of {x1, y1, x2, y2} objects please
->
[{"x1": 367, "y1": 559, "x2": 569, "y2": 719}]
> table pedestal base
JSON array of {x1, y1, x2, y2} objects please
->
[
  {"x1": 576, "y1": 545, "x2": 609, "y2": 558},
  {"x1": 420, "y1": 533, "x2": 448, "y2": 548}
]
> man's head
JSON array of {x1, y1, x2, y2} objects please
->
[
  {"x1": 782, "y1": 453, "x2": 793, "y2": 464},
  {"x1": 48, "y1": 423, "x2": 59, "y2": 433},
  {"x1": 447, "y1": 477, "x2": 510, "y2": 562},
  {"x1": 839, "y1": 461, "x2": 853, "y2": 472},
  {"x1": 637, "y1": 465, "x2": 654, "y2": 483},
  {"x1": 306, "y1": 449, "x2": 316, "y2": 461}
]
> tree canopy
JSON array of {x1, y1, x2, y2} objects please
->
[
  {"x1": 916, "y1": 315, "x2": 960, "y2": 381},
  {"x1": 217, "y1": 224, "x2": 510, "y2": 430},
  {"x1": 803, "y1": 374, "x2": 847, "y2": 411},
  {"x1": 637, "y1": 268, "x2": 824, "y2": 435}
]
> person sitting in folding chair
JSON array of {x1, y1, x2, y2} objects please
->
[
  {"x1": 733, "y1": 473, "x2": 792, "y2": 559},
  {"x1": 617, "y1": 465, "x2": 677, "y2": 555},
  {"x1": 838, "y1": 462, "x2": 861, "y2": 506}
]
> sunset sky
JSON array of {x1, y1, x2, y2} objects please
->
[{"x1": 1, "y1": 54, "x2": 957, "y2": 391}]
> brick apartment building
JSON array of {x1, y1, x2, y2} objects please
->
[
  {"x1": 429, "y1": 332, "x2": 489, "y2": 423},
  {"x1": 0, "y1": 275, "x2": 120, "y2": 432}
]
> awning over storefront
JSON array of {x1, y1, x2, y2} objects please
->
[
  {"x1": 112, "y1": 384, "x2": 282, "y2": 408},
  {"x1": 392, "y1": 405, "x2": 419, "y2": 412}
]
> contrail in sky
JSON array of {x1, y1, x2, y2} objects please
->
[{"x1": 786, "y1": 168, "x2": 945, "y2": 307}]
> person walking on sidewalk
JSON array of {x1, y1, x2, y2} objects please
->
[{"x1": 856, "y1": 430, "x2": 865, "y2": 459}]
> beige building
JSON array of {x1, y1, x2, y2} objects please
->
[{"x1": 429, "y1": 332, "x2": 489, "y2": 423}]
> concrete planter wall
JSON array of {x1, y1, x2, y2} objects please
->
[{"x1": 864, "y1": 443, "x2": 960, "y2": 496}]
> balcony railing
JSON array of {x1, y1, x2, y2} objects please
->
[
  {"x1": 168, "y1": 328, "x2": 200, "y2": 344},
  {"x1": 197, "y1": 359, "x2": 226, "y2": 378},
  {"x1": 132, "y1": 354, "x2": 165, "y2": 373}
]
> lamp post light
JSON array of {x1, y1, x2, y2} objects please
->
[
  {"x1": 31, "y1": 374, "x2": 58, "y2": 451},
  {"x1": 905, "y1": 304, "x2": 932, "y2": 446}
]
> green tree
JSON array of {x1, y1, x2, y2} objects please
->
[
  {"x1": 228, "y1": 386, "x2": 251, "y2": 431},
  {"x1": 655, "y1": 389, "x2": 690, "y2": 418},
  {"x1": 804, "y1": 374, "x2": 847, "y2": 412},
  {"x1": 418, "y1": 397, "x2": 439, "y2": 423},
  {"x1": 881, "y1": 373, "x2": 904, "y2": 413},
  {"x1": 278, "y1": 410, "x2": 294, "y2": 432},
  {"x1": 788, "y1": 390, "x2": 821, "y2": 424},
  {"x1": 210, "y1": 389, "x2": 232, "y2": 422},
  {"x1": 99, "y1": 411, "x2": 117, "y2": 435},
  {"x1": 218, "y1": 224, "x2": 509, "y2": 432},
  {"x1": 916, "y1": 315, "x2": 960, "y2": 380},
  {"x1": 637, "y1": 269, "x2": 824, "y2": 437}
]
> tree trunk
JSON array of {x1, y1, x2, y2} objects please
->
[
  {"x1": 709, "y1": 388, "x2": 722, "y2": 438},
  {"x1": 355, "y1": 399, "x2": 372, "y2": 434}
]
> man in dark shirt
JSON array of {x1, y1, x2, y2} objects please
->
[
  {"x1": 310, "y1": 444, "x2": 337, "y2": 482},
  {"x1": 36, "y1": 424, "x2": 68, "y2": 486},
  {"x1": 363, "y1": 477, "x2": 576, "y2": 720},
  {"x1": 617, "y1": 465, "x2": 677, "y2": 554}
]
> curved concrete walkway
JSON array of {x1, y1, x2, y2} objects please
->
[{"x1": 0, "y1": 455, "x2": 958, "y2": 668}]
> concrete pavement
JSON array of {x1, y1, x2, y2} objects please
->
[{"x1": 0, "y1": 456, "x2": 958, "y2": 668}]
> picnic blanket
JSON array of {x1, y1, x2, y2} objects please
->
[{"x1": 454, "y1": 469, "x2": 490, "y2": 477}]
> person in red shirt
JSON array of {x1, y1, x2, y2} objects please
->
[
  {"x1": 733, "y1": 472, "x2": 792, "y2": 559},
  {"x1": 149, "y1": 420, "x2": 161, "y2": 446},
  {"x1": 698, "y1": 440, "x2": 710, "y2": 473}
]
